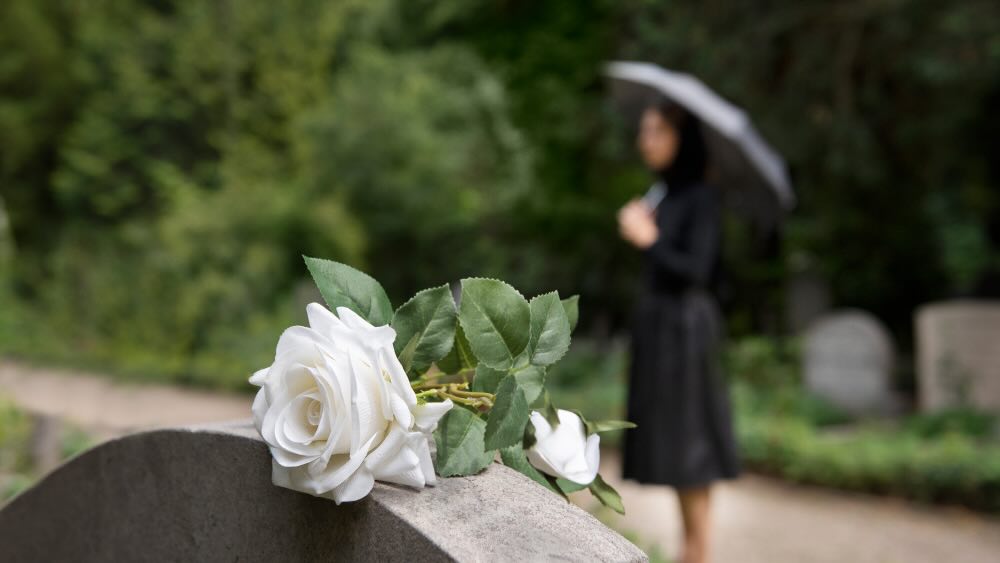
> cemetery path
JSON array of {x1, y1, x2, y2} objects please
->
[
  {"x1": 3, "y1": 359, "x2": 1000, "y2": 563},
  {"x1": 0, "y1": 360, "x2": 249, "y2": 439}
]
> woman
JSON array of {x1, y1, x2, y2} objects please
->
[{"x1": 617, "y1": 100, "x2": 740, "y2": 563}]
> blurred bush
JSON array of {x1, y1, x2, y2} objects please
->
[
  {"x1": 731, "y1": 367, "x2": 1000, "y2": 512},
  {"x1": 547, "y1": 339, "x2": 630, "y2": 443},
  {"x1": 0, "y1": 398, "x2": 94, "y2": 503},
  {"x1": 0, "y1": 1, "x2": 531, "y2": 389},
  {"x1": 724, "y1": 336, "x2": 1000, "y2": 511},
  {"x1": 3, "y1": 0, "x2": 1000, "y2": 389},
  {"x1": 0, "y1": 399, "x2": 32, "y2": 476}
]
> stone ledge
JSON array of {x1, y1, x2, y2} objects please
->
[{"x1": 0, "y1": 420, "x2": 646, "y2": 563}]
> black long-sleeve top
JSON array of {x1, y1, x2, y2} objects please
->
[{"x1": 642, "y1": 181, "x2": 722, "y2": 296}]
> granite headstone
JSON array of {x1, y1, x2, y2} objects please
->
[
  {"x1": 0, "y1": 421, "x2": 646, "y2": 563},
  {"x1": 803, "y1": 310, "x2": 895, "y2": 416},
  {"x1": 916, "y1": 300, "x2": 1000, "y2": 412}
]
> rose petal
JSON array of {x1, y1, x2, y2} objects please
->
[
  {"x1": 331, "y1": 467, "x2": 375, "y2": 504},
  {"x1": 367, "y1": 427, "x2": 424, "y2": 488},
  {"x1": 251, "y1": 388, "x2": 269, "y2": 429},
  {"x1": 272, "y1": 397, "x2": 324, "y2": 461},
  {"x1": 526, "y1": 409, "x2": 597, "y2": 484},
  {"x1": 249, "y1": 367, "x2": 269, "y2": 386},
  {"x1": 347, "y1": 346, "x2": 388, "y2": 453},
  {"x1": 306, "y1": 432, "x2": 378, "y2": 494},
  {"x1": 413, "y1": 434, "x2": 437, "y2": 486},
  {"x1": 363, "y1": 424, "x2": 406, "y2": 471},
  {"x1": 388, "y1": 392, "x2": 414, "y2": 429},
  {"x1": 306, "y1": 302, "x2": 348, "y2": 339},
  {"x1": 268, "y1": 445, "x2": 312, "y2": 468},
  {"x1": 413, "y1": 400, "x2": 453, "y2": 433},
  {"x1": 380, "y1": 348, "x2": 417, "y2": 408},
  {"x1": 317, "y1": 352, "x2": 351, "y2": 458}
]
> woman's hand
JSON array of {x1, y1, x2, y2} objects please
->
[{"x1": 618, "y1": 199, "x2": 659, "y2": 249}]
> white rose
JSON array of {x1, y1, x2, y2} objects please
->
[
  {"x1": 249, "y1": 302, "x2": 453, "y2": 504},
  {"x1": 526, "y1": 409, "x2": 600, "y2": 485}
]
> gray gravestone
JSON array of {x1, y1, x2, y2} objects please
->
[
  {"x1": 916, "y1": 300, "x2": 1000, "y2": 413},
  {"x1": 803, "y1": 310, "x2": 895, "y2": 416},
  {"x1": 0, "y1": 421, "x2": 646, "y2": 563}
]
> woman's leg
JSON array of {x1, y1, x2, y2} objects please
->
[{"x1": 678, "y1": 486, "x2": 712, "y2": 563}]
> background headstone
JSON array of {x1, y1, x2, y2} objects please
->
[
  {"x1": 803, "y1": 310, "x2": 895, "y2": 416},
  {"x1": 916, "y1": 300, "x2": 1000, "y2": 413}
]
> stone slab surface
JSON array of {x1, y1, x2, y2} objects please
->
[{"x1": 0, "y1": 421, "x2": 646, "y2": 563}]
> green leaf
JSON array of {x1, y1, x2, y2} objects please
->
[
  {"x1": 458, "y1": 278, "x2": 530, "y2": 370},
  {"x1": 541, "y1": 390, "x2": 561, "y2": 429},
  {"x1": 522, "y1": 417, "x2": 537, "y2": 450},
  {"x1": 391, "y1": 285, "x2": 457, "y2": 373},
  {"x1": 500, "y1": 443, "x2": 559, "y2": 493},
  {"x1": 437, "y1": 324, "x2": 477, "y2": 374},
  {"x1": 588, "y1": 474, "x2": 625, "y2": 515},
  {"x1": 528, "y1": 292, "x2": 571, "y2": 366},
  {"x1": 544, "y1": 474, "x2": 571, "y2": 502},
  {"x1": 556, "y1": 478, "x2": 589, "y2": 493},
  {"x1": 433, "y1": 407, "x2": 495, "y2": 477},
  {"x1": 303, "y1": 256, "x2": 393, "y2": 327},
  {"x1": 514, "y1": 365, "x2": 545, "y2": 406},
  {"x1": 397, "y1": 332, "x2": 420, "y2": 375},
  {"x1": 561, "y1": 295, "x2": 580, "y2": 333},
  {"x1": 484, "y1": 375, "x2": 530, "y2": 450},
  {"x1": 471, "y1": 363, "x2": 506, "y2": 394},
  {"x1": 585, "y1": 420, "x2": 637, "y2": 434}
]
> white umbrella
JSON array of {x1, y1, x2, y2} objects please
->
[{"x1": 605, "y1": 61, "x2": 795, "y2": 227}]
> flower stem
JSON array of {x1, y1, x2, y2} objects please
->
[{"x1": 415, "y1": 389, "x2": 441, "y2": 399}]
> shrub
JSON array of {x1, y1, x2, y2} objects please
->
[{"x1": 734, "y1": 381, "x2": 1000, "y2": 512}]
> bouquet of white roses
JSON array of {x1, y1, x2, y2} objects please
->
[{"x1": 249, "y1": 257, "x2": 632, "y2": 513}]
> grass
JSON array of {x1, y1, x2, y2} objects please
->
[{"x1": 0, "y1": 397, "x2": 94, "y2": 504}]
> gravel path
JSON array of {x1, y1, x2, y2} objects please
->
[
  {"x1": 584, "y1": 452, "x2": 1000, "y2": 562},
  {"x1": 0, "y1": 360, "x2": 250, "y2": 439},
  {"x1": 3, "y1": 359, "x2": 1000, "y2": 562}
]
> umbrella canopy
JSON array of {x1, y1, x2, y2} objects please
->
[{"x1": 605, "y1": 61, "x2": 795, "y2": 228}]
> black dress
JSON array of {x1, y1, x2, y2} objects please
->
[{"x1": 622, "y1": 180, "x2": 741, "y2": 488}]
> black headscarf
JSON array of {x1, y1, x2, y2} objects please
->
[{"x1": 652, "y1": 99, "x2": 709, "y2": 188}]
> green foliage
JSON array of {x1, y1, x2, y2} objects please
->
[
  {"x1": 902, "y1": 408, "x2": 998, "y2": 441},
  {"x1": 586, "y1": 420, "x2": 637, "y2": 434},
  {"x1": 391, "y1": 285, "x2": 458, "y2": 374},
  {"x1": 458, "y1": 279, "x2": 531, "y2": 370},
  {"x1": 0, "y1": 0, "x2": 373, "y2": 389},
  {"x1": 304, "y1": 256, "x2": 394, "y2": 327},
  {"x1": 734, "y1": 380, "x2": 1000, "y2": 512},
  {"x1": 514, "y1": 365, "x2": 546, "y2": 407},
  {"x1": 484, "y1": 375, "x2": 530, "y2": 450},
  {"x1": 499, "y1": 443, "x2": 558, "y2": 493},
  {"x1": 0, "y1": 399, "x2": 31, "y2": 475},
  {"x1": 433, "y1": 406, "x2": 495, "y2": 477},
  {"x1": 436, "y1": 325, "x2": 477, "y2": 375},
  {"x1": 470, "y1": 364, "x2": 505, "y2": 394},
  {"x1": 0, "y1": 397, "x2": 94, "y2": 503},
  {"x1": 561, "y1": 296, "x2": 580, "y2": 334},
  {"x1": 725, "y1": 336, "x2": 801, "y2": 388},
  {"x1": 588, "y1": 474, "x2": 625, "y2": 515},
  {"x1": 295, "y1": 44, "x2": 533, "y2": 299},
  {"x1": 527, "y1": 292, "x2": 572, "y2": 367}
]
